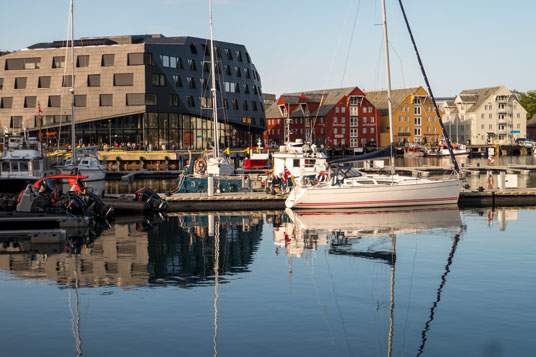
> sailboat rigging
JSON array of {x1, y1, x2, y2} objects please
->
[
  {"x1": 58, "y1": 0, "x2": 106, "y2": 195},
  {"x1": 285, "y1": 0, "x2": 462, "y2": 209}
]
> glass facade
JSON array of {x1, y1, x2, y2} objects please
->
[{"x1": 29, "y1": 113, "x2": 248, "y2": 151}]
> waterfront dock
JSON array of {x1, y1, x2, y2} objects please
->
[{"x1": 101, "y1": 188, "x2": 536, "y2": 213}]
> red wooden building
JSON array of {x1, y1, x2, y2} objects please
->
[{"x1": 264, "y1": 87, "x2": 381, "y2": 150}]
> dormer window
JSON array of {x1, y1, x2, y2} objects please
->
[
  {"x1": 412, "y1": 96, "x2": 426, "y2": 105},
  {"x1": 348, "y1": 96, "x2": 364, "y2": 106}
]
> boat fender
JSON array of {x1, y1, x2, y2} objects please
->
[{"x1": 486, "y1": 174, "x2": 494, "y2": 190}]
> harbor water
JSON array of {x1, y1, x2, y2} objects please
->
[{"x1": 1, "y1": 207, "x2": 534, "y2": 356}]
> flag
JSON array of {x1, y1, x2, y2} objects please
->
[
  {"x1": 283, "y1": 165, "x2": 290, "y2": 182},
  {"x1": 38, "y1": 102, "x2": 43, "y2": 114}
]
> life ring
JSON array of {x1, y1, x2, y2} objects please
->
[{"x1": 194, "y1": 158, "x2": 207, "y2": 174}]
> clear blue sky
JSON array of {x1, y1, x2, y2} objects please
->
[{"x1": 1, "y1": 0, "x2": 534, "y2": 97}]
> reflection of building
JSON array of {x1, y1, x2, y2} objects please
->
[
  {"x1": 0, "y1": 213, "x2": 267, "y2": 288},
  {"x1": 0, "y1": 224, "x2": 149, "y2": 287},
  {"x1": 0, "y1": 35, "x2": 265, "y2": 149}
]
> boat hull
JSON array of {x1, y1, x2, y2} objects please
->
[{"x1": 286, "y1": 179, "x2": 462, "y2": 209}]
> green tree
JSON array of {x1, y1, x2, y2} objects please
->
[{"x1": 514, "y1": 90, "x2": 536, "y2": 120}]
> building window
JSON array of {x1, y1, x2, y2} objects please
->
[
  {"x1": 186, "y1": 96, "x2": 195, "y2": 107},
  {"x1": 76, "y1": 55, "x2": 90, "y2": 67},
  {"x1": 225, "y1": 48, "x2": 233, "y2": 60},
  {"x1": 146, "y1": 94, "x2": 157, "y2": 106},
  {"x1": 100, "y1": 94, "x2": 113, "y2": 106},
  {"x1": 232, "y1": 99, "x2": 239, "y2": 110},
  {"x1": 0, "y1": 78, "x2": 3, "y2": 90},
  {"x1": 38, "y1": 76, "x2": 51, "y2": 88},
  {"x1": 334, "y1": 128, "x2": 338, "y2": 134},
  {"x1": 52, "y1": 56, "x2": 65, "y2": 68},
  {"x1": 188, "y1": 59, "x2": 197, "y2": 71},
  {"x1": 414, "y1": 117, "x2": 421, "y2": 125},
  {"x1": 335, "y1": 107, "x2": 339, "y2": 113},
  {"x1": 74, "y1": 95, "x2": 86, "y2": 107},
  {"x1": 126, "y1": 93, "x2": 144, "y2": 106},
  {"x1": 350, "y1": 138, "x2": 358, "y2": 147},
  {"x1": 414, "y1": 127, "x2": 421, "y2": 136},
  {"x1": 10, "y1": 116, "x2": 23, "y2": 129},
  {"x1": 152, "y1": 73, "x2": 166, "y2": 86},
  {"x1": 48, "y1": 95, "x2": 60, "y2": 108},
  {"x1": 87, "y1": 74, "x2": 100, "y2": 87},
  {"x1": 114, "y1": 73, "x2": 134, "y2": 86},
  {"x1": 370, "y1": 117, "x2": 374, "y2": 123},
  {"x1": 127, "y1": 53, "x2": 145, "y2": 66},
  {"x1": 24, "y1": 96, "x2": 36, "y2": 108},
  {"x1": 187, "y1": 77, "x2": 196, "y2": 89},
  {"x1": 371, "y1": 127, "x2": 374, "y2": 134},
  {"x1": 173, "y1": 75, "x2": 183, "y2": 88},
  {"x1": 62, "y1": 75, "x2": 74, "y2": 87},
  {"x1": 14, "y1": 77, "x2": 27, "y2": 89},
  {"x1": 414, "y1": 106, "x2": 421, "y2": 115},
  {"x1": 350, "y1": 107, "x2": 358, "y2": 115},
  {"x1": 252, "y1": 101, "x2": 258, "y2": 111},
  {"x1": 341, "y1": 107, "x2": 346, "y2": 113},
  {"x1": 242, "y1": 100, "x2": 249, "y2": 111},
  {"x1": 190, "y1": 43, "x2": 198, "y2": 54},
  {"x1": 0, "y1": 97, "x2": 13, "y2": 108},
  {"x1": 350, "y1": 128, "x2": 358, "y2": 137},
  {"x1": 350, "y1": 117, "x2": 358, "y2": 126},
  {"x1": 161, "y1": 55, "x2": 170, "y2": 68},
  {"x1": 235, "y1": 66, "x2": 241, "y2": 77},
  {"x1": 5, "y1": 57, "x2": 40, "y2": 70},
  {"x1": 200, "y1": 97, "x2": 212, "y2": 108},
  {"x1": 102, "y1": 54, "x2": 114, "y2": 67},
  {"x1": 363, "y1": 128, "x2": 367, "y2": 134},
  {"x1": 236, "y1": 51, "x2": 243, "y2": 62}
]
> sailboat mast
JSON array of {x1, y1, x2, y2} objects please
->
[
  {"x1": 209, "y1": 0, "x2": 219, "y2": 158},
  {"x1": 70, "y1": 0, "x2": 76, "y2": 164},
  {"x1": 381, "y1": 0, "x2": 395, "y2": 174}
]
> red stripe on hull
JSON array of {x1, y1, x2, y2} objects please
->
[{"x1": 296, "y1": 196, "x2": 458, "y2": 207}]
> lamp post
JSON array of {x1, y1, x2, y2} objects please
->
[{"x1": 109, "y1": 119, "x2": 111, "y2": 150}]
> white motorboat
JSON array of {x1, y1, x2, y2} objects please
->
[
  {"x1": 285, "y1": 0, "x2": 462, "y2": 210},
  {"x1": 0, "y1": 136, "x2": 53, "y2": 193},
  {"x1": 272, "y1": 139, "x2": 328, "y2": 178}
]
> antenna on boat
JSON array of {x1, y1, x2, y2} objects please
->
[
  {"x1": 69, "y1": 0, "x2": 76, "y2": 165},
  {"x1": 381, "y1": 0, "x2": 396, "y2": 175},
  {"x1": 209, "y1": 0, "x2": 219, "y2": 159}
]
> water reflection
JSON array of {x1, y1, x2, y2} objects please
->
[
  {"x1": 276, "y1": 206, "x2": 464, "y2": 260},
  {"x1": 279, "y1": 206, "x2": 466, "y2": 357},
  {"x1": 0, "y1": 212, "x2": 265, "y2": 289}
]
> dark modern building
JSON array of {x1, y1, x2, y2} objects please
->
[{"x1": 0, "y1": 34, "x2": 265, "y2": 150}]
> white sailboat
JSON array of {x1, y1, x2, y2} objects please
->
[
  {"x1": 285, "y1": 0, "x2": 462, "y2": 209},
  {"x1": 57, "y1": 0, "x2": 106, "y2": 195}
]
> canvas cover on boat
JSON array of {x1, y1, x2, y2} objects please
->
[{"x1": 328, "y1": 144, "x2": 393, "y2": 165}]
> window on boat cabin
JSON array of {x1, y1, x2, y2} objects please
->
[
  {"x1": 1, "y1": 162, "x2": 9, "y2": 172},
  {"x1": 77, "y1": 55, "x2": 89, "y2": 68},
  {"x1": 304, "y1": 159, "x2": 315, "y2": 168},
  {"x1": 293, "y1": 159, "x2": 300, "y2": 167}
]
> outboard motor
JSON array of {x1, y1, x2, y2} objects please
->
[
  {"x1": 83, "y1": 192, "x2": 114, "y2": 221},
  {"x1": 135, "y1": 188, "x2": 169, "y2": 211}
]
